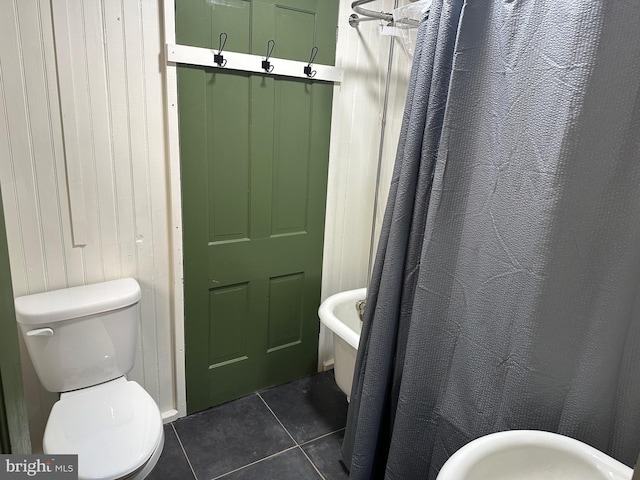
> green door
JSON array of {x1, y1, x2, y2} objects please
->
[{"x1": 177, "y1": 0, "x2": 338, "y2": 412}]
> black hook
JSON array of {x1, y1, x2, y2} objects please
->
[
  {"x1": 214, "y1": 32, "x2": 227, "y2": 67},
  {"x1": 262, "y1": 39, "x2": 275, "y2": 73},
  {"x1": 304, "y1": 46, "x2": 318, "y2": 78}
]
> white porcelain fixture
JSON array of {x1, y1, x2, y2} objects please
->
[
  {"x1": 437, "y1": 430, "x2": 633, "y2": 480},
  {"x1": 15, "y1": 279, "x2": 164, "y2": 480},
  {"x1": 318, "y1": 288, "x2": 365, "y2": 400}
]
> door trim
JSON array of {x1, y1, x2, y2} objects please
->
[{"x1": 162, "y1": 0, "x2": 188, "y2": 420}]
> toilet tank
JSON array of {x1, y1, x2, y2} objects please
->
[{"x1": 15, "y1": 278, "x2": 142, "y2": 393}]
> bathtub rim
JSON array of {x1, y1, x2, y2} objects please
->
[{"x1": 318, "y1": 287, "x2": 366, "y2": 351}]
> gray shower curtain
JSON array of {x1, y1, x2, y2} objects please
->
[{"x1": 342, "y1": 1, "x2": 640, "y2": 479}]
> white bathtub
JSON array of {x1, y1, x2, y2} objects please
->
[{"x1": 318, "y1": 288, "x2": 365, "y2": 400}]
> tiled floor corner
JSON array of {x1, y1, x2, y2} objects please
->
[{"x1": 148, "y1": 371, "x2": 350, "y2": 480}]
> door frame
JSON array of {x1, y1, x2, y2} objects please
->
[
  {"x1": 162, "y1": 0, "x2": 188, "y2": 419},
  {"x1": 161, "y1": 0, "x2": 342, "y2": 418}
]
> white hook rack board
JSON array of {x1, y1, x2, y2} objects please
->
[{"x1": 166, "y1": 43, "x2": 344, "y2": 83}]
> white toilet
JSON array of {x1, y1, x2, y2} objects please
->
[{"x1": 14, "y1": 278, "x2": 164, "y2": 480}]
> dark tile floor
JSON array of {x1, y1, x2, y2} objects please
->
[{"x1": 147, "y1": 371, "x2": 350, "y2": 480}]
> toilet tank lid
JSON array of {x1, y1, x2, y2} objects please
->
[{"x1": 15, "y1": 278, "x2": 141, "y2": 325}]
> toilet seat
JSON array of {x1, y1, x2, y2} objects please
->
[{"x1": 43, "y1": 377, "x2": 163, "y2": 480}]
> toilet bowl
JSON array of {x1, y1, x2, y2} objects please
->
[
  {"x1": 44, "y1": 378, "x2": 164, "y2": 480},
  {"x1": 15, "y1": 279, "x2": 164, "y2": 480}
]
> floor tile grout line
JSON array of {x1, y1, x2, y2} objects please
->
[
  {"x1": 256, "y1": 392, "x2": 299, "y2": 446},
  {"x1": 211, "y1": 445, "x2": 299, "y2": 480},
  {"x1": 171, "y1": 376, "x2": 343, "y2": 480},
  {"x1": 298, "y1": 427, "x2": 346, "y2": 447},
  {"x1": 171, "y1": 423, "x2": 200, "y2": 480},
  {"x1": 257, "y1": 392, "x2": 328, "y2": 480},
  {"x1": 297, "y1": 445, "x2": 327, "y2": 480}
]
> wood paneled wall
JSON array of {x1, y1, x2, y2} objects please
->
[
  {"x1": 0, "y1": 0, "x2": 177, "y2": 452},
  {"x1": 320, "y1": 1, "x2": 414, "y2": 362}
]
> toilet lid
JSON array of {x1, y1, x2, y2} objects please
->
[{"x1": 43, "y1": 379, "x2": 163, "y2": 480}]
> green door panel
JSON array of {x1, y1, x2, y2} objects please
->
[
  {"x1": 176, "y1": 0, "x2": 252, "y2": 52},
  {"x1": 177, "y1": 0, "x2": 338, "y2": 412}
]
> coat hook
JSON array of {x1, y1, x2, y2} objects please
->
[
  {"x1": 214, "y1": 32, "x2": 228, "y2": 67},
  {"x1": 304, "y1": 46, "x2": 318, "y2": 78},
  {"x1": 262, "y1": 39, "x2": 275, "y2": 73}
]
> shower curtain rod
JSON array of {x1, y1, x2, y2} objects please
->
[
  {"x1": 350, "y1": 0, "x2": 394, "y2": 25},
  {"x1": 349, "y1": 0, "x2": 425, "y2": 28}
]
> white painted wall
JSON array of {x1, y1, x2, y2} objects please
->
[
  {"x1": 0, "y1": 0, "x2": 415, "y2": 451},
  {"x1": 0, "y1": 0, "x2": 180, "y2": 452},
  {"x1": 319, "y1": 0, "x2": 414, "y2": 364}
]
